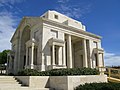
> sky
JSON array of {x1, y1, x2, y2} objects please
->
[{"x1": 0, "y1": 0, "x2": 120, "y2": 66}]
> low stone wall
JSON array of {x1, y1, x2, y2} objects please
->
[
  {"x1": 15, "y1": 75, "x2": 107, "y2": 90},
  {"x1": 29, "y1": 76, "x2": 50, "y2": 88},
  {"x1": 69, "y1": 75, "x2": 107, "y2": 90},
  {"x1": 50, "y1": 75, "x2": 107, "y2": 90},
  {"x1": 50, "y1": 76, "x2": 68, "y2": 90},
  {"x1": 15, "y1": 76, "x2": 50, "y2": 88}
]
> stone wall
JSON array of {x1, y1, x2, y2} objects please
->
[
  {"x1": 50, "y1": 76, "x2": 68, "y2": 90},
  {"x1": 15, "y1": 76, "x2": 50, "y2": 88},
  {"x1": 29, "y1": 76, "x2": 50, "y2": 88},
  {"x1": 15, "y1": 75, "x2": 107, "y2": 90},
  {"x1": 68, "y1": 75, "x2": 107, "y2": 90}
]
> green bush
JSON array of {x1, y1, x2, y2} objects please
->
[
  {"x1": 18, "y1": 69, "x2": 40, "y2": 76},
  {"x1": 18, "y1": 67, "x2": 99, "y2": 76},
  {"x1": 45, "y1": 68, "x2": 99, "y2": 76},
  {"x1": 75, "y1": 83, "x2": 120, "y2": 90}
]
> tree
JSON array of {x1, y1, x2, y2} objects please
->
[{"x1": 0, "y1": 50, "x2": 10, "y2": 64}]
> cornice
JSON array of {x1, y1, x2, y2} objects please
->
[{"x1": 41, "y1": 18, "x2": 102, "y2": 39}]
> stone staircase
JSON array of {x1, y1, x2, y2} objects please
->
[{"x1": 0, "y1": 76, "x2": 51, "y2": 90}]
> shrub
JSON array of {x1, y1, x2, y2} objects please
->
[
  {"x1": 18, "y1": 69, "x2": 40, "y2": 76},
  {"x1": 8, "y1": 73, "x2": 14, "y2": 76},
  {"x1": 75, "y1": 83, "x2": 120, "y2": 90},
  {"x1": 18, "y1": 67, "x2": 99, "y2": 76},
  {"x1": 46, "y1": 68, "x2": 99, "y2": 76}
]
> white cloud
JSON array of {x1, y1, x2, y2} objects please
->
[
  {"x1": 0, "y1": 11, "x2": 19, "y2": 52},
  {"x1": 104, "y1": 52, "x2": 120, "y2": 66},
  {"x1": 0, "y1": 0, "x2": 26, "y2": 11},
  {"x1": 56, "y1": 0, "x2": 92, "y2": 19},
  {"x1": 57, "y1": 0, "x2": 69, "y2": 3},
  {"x1": 0, "y1": 0, "x2": 25, "y2": 52},
  {"x1": 0, "y1": 0, "x2": 25, "y2": 4}
]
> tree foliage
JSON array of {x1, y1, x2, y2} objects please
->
[{"x1": 0, "y1": 50, "x2": 10, "y2": 64}]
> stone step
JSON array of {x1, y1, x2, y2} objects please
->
[
  {"x1": 0, "y1": 87, "x2": 51, "y2": 90},
  {"x1": 0, "y1": 78, "x2": 16, "y2": 81},
  {"x1": 0, "y1": 76, "x2": 14, "y2": 78},
  {"x1": 0, "y1": 84, "x2": 21, "y2": 87},
  {"x1": 0, "y1": 79, "x2": 18, "y2": 82},
  {"x1": 0, "y1": 77, "x2": 15, "y2": 79},
  {"x1": 0, "y1": 76, "x2": 19, "y2": 84},
  {"x1": 0, "y1": 76, "x2": 52, "y2": 90},
  {"x1": 0, "y1": 81, "x2": 19, "y2": 84}
]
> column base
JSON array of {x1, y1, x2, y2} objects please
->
[
  {"x1": 25, "y1": 65, "x2": 28, "y2": 69},
  {"x1": 30, "y1": 64, "x2": 34, "y2": 69},
  {"x1": 40, "y1": 65, "x2": 45, "y2": 71},
  {"x1": 25, "y1": 65, "x2": 34, "y2": 69},
  {"x1": 48, "y1": 65, "x2": 67, "y2": 70}
]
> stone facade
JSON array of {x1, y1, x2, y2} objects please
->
[{"x1": 7, "y1": 10, "x2": 104, "y2": 74}]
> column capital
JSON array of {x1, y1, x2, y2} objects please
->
[{"x1": 31, "y1": 42, "x2": 35, "y2": 47}]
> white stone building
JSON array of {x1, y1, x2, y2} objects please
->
[{"x1": 7, "y1": 10, "x2": 104, "y2": 74}]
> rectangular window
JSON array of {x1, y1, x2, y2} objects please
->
[
  {"x1": 43, "y1": 15, "x2": 45, "y2": 18},
  {"x1": 51, "y1": 30, "x2": 58, "y2": 38},
  {"x1": 93, "y1": 41, "x2": 98, "y2": 48},
  {"x1": 94, "y1": 54, "x2": 98, "y2": 66},
  {"x1": 54, "y1": 15, "x2": 58, "y2": 19}
]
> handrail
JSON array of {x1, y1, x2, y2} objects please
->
[
  {"x1": 106, "y1": 67, "x2": 120, "y2": 79},
  {"x1": 97, "y1": 67, "x2": 120, "y2": 82}
]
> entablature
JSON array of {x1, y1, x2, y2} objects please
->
[
  {"x1": 26, "y1": 38, "x2": 38, "y2": 47},
  {"x1": 49, "y1": 38, "x2": 65, "y2": 47}
]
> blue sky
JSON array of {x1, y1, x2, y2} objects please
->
[{"x1": 0, "y1": 0, "x2": 120, "y2": 66}]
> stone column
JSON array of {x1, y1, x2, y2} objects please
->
[
  {"x1": 83, "y1": 39, "x2": 88, "y2": 67},
  {"x1": 58, "y1": 47, "x2": 62, "y2": 65},
  {"x1": 88, "y1": 40, "x2": 93, "y2": 68},
  {"x1": 98, "y1": 52, "x2": 104, "y2": 67},
  {"x1": 62, "y1": 43, "x2": 66, "y2": 66},
  {"x1": 25, "y1": 47, "x2": 28, "y2": 68},
  {"x1": 67, "y1": 35, "x2": 72, "y2": 68},
  {"x1": 52, "y1": 45, "x2": 55, "y2": 65},
  {"x1": 30, "y1": 43, "x2": 34, "y2": 69},
  {"x1": 29, "y1": 48, "x2": 31, "y2": 66},
  {"x1": 41, "y1": 52, "x2": 45, "y2": 71},
  {"x1": 102, "y1": 53, "x2": 104, "y2": 67}
]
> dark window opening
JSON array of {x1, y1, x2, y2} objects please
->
[
  {"x1": 54, "y1": 15, "x2": 58, "y2": 19},
  {"x1": 94, "y1": 54, "x2": 98, "y2": 66},
  {"x1": 43, "y1": 16, "x2": 45, "y2": 18},
  {"x1": 24, "y1": 55, "x2": 26, "y2": 68}
]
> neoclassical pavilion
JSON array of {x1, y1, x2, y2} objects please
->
[{"x1": 7, "y1": 10, "x2": 104, "y2": 74}]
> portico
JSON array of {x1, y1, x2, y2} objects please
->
[
  {"x1": 25, "y1": 39, "x2": 38, "y2": 69},
  {"x1": 48, "y1": 37, "x2": 66, "y2": 69}
]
